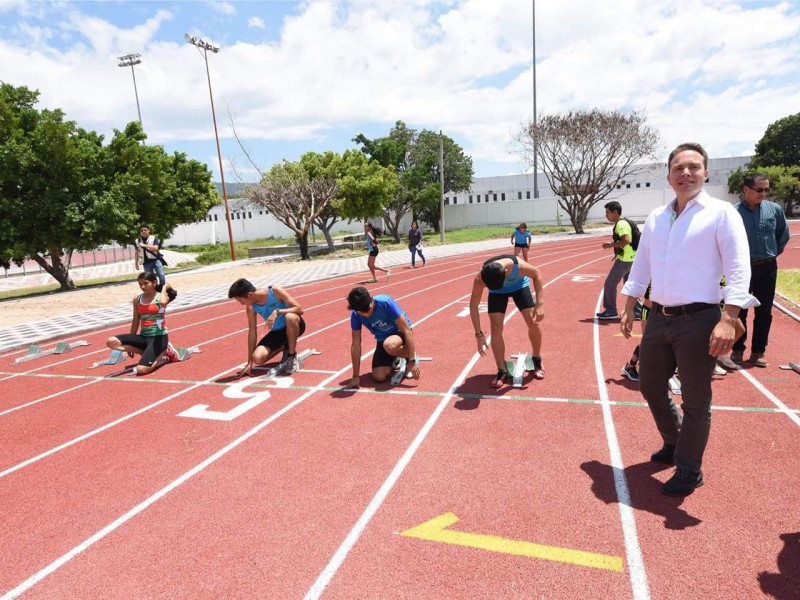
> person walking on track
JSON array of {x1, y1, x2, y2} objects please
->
[
  {"x1": 364, "y1": 222, "x2": 390, "y2": 282},
  {"x1": 228, "y1": 278, "x2": 306, "y2": 378},
  {"x1": 469, "y1": 254, "x2": 545, "y2": 388},
  {"x1": 105, "y1": 272, "x2": 179, "y2": 375},
  {"x1": 724, "y1": 172, "x2": 789, "y2": 369},
  {"x1": 408, "y1": 221, "x2": 426, "y2": 268},
  {"x1": 620, "y1": 142, "x2": 756, "y2": 497},
  {"x1": 596, "y1": 202, "x2": 635, "y2": 320},
  {"x1": 346, "y1": 286, "x2": 420, "y2": 388},
  {"x1": 510, "y1": 223, "x2": 532, "y2": 262}
]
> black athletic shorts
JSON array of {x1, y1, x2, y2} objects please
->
[
  {"x1": 257, "y1": 316, "x2": 306, "y2": 352},
  {"x1": 487, "y1": 286, "x2": 535, "y2": 314},
  {"x1": 372, "y1": 330, "x2": 407, "y2": 369},
  {"x1": 116, "y1": 333, "x2": 169, "y2": 367}
]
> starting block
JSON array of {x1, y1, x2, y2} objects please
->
[
  {"x1": 779, "y1": 361, "x2": 800, "y2": 375},
  {"x1": 176, "y1": 346, "x2": 202, "y2": 362},
  {"x1": 14, "y1": 340, "x2": 89, "y2": 365},
  {"x1": 89, "y1": 349, "x2": 128, "y2": 369},
  {"x1": 505, "y1": 353, "x2": 535, "y2": 388},
  {"x1": 389, "y1": 355, "x2": 431, "y2": 385},
  {"x1": 253, "y1": 348, "x2": 321, "y2": 377}
]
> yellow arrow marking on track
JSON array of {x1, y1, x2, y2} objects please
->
[{"x1": 400, "y1": 513, "x2": 624, "y2": 572}]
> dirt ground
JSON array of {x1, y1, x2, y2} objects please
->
[{"x1": 0, "y1": 258, "x2": 337, "y2": 328}]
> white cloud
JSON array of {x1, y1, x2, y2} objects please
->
[
  {"x1": 208, "y1": 1, "x2": 236, "y2": 16},
  {"x1": 247, "y1": 16, "x2": 265, "y2": 29}
]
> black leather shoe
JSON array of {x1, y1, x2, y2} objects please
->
[
  {"x1": 650, "y1": 444, "x2": 676, "y2": 464},
  {"x1": 661, "y1": 468, "x2": 704, "y2": 496}
]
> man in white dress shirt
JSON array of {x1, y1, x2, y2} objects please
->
[{"x1": 620, "y1": 142, "x2": 757, "y2": 497}]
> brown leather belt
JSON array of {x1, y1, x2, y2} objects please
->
[{"x1": 751, "y1": 257, "x2": 776, "y2": 266}]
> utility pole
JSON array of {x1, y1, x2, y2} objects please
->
[
  {"x1": 532, "y1": 0, "x2": 539, "y2": 199},
  {"x1": 117, "y1": 53, "x2": 143, "y2": 132},
  {"x1": 439, "y1": 130, "x2": 445, "y2": 242}
]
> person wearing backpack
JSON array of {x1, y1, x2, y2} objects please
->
[{"x1": 596, "y1": 202, "x2": 637, "y2": 320}]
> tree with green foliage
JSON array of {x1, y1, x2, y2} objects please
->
[
  {"x1": 728, "y1": 165, "x2": 800, "y2": 217},
  {"x1": 245, "y1": 154, "x2": 338, "y2": 260},
  {"x1": 353, "y1": 121, "x2": 473, "y2": 242},
  {"x1": 516, "y1": 108, "x2": 661, "y2": 234},
  {"x1": 306, "y1": 150, "x2": 397, "y2": 250},
  {"x1": 750, "y1": 112, "x2": 800, "y2": 169},
  {"x1": 0, "y1": 83, "x2": 217, "y2": 289}
]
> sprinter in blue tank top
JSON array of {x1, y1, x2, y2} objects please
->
[
  {"x1": 469, "y1": 254, "x2": 545, "y2": 388},
  {"x1": 228, "y1": 278, "x2": 306, "y2": 377}
]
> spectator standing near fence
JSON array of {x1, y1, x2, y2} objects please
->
[{"x1": 135, "y1": 225, "x2": 166, "y2": 292}]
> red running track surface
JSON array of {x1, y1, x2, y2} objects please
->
[{"x1": 1, "y1": 225, "x2": 799, "y2": 599}]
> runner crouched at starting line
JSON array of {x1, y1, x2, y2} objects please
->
[
  {"x1": 105, "y1": 272, "x2": 179, "y2": 375},
  {"x1": 347, "y1": 286, "x2": 420, "y2": 388},
  {"x1": 228, "y1": 278, "x2": 306, "y2": 378},
  {"x1": 469, "y1": 254, "x2": 545, "y2": 387}
]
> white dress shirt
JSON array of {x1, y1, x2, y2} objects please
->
[{"x1": 621, "y1": 190, "x2": 758, "y2": 310}]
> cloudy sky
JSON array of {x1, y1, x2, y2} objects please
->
[{"x1": 1, "y1": 0, "x2": 799, "y2": 183}]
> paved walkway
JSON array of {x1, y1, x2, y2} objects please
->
[{"x1": 0, "y1": 232, "x2": 603, "y2": 354}]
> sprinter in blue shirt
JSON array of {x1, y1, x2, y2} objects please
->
[
  {"x1": 510, "y1": 222, "x2": 532, "y2": 262},
  {"x1": 347, "y1": 286, "x2": 420, "y2": 388},
  {"x1": 469, "y1": 255, "x2": 545, "y2": 388}
]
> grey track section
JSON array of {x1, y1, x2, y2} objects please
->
[{"x1": 0, "y1": 232, "x2": 601, "y2": 354}]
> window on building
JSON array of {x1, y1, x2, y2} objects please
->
[
  {"x1": 501, "y1": 193, "x2": 505, "y2": 201},
  {"x1": 518, "y1": 191, "x2": 522, "y2": 199},
  {"x1": 493, "y1": 193, "x2": 497, "y2": 202},
  {"x1": 645, "y1": 182, "x2": 650, "y2": 188},
  {"x1": 469, "y1": 195, "x2": 473, "y2": 202},
  {"x1": 526, "y1": 191, "x2": 531, "y2": 199},
  {"x1": 636, "y1": 183, "x2": 640, "y2": 189},
  {"x1": 626, "y1": 184, "x2": 631, "y2": 189},
  {"x1": 453, "y1": 198, "x2": 457, "y2": 205},
  {"x1": 214, "y1": 214, "x2": 218, "y2": 221}
]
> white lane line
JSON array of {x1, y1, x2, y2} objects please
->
[
  {"x1": 737, "y1": 368, "x2": 800, "y2": 428},
  {"x1": 0, "y1": 290, "x2": 469, "y2": 599},
  {"x1": 306, "y1": 254, "x2": 608, "y2": 599},
  {"x1": 593, "y1": 294, "x2": 650, "y2": 600}
]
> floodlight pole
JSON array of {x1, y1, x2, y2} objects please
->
[
  {"x1": 117, "y1": 53, "x2": 143, "y2": 131},
  {"x1": 532, "y1": 0, "x2": 539, "y2": 199},
  {"x1": 185, "y1": 33, "x2": 236, "y2": 261},
  {"x1": 439, "y1": 130, "x2": 445, "y2": 243}
]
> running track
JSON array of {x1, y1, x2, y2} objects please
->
[{"x1": 1, "y1": 226, "x2": 799, "y2": 599}]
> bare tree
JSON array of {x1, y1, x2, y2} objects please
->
[{"x1": 516, "y1": 108, "x2": 661, "y2": 233}]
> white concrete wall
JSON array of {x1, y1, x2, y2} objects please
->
[{"x1": 442, "y1": 185, "x2": 740, "y2": 231}]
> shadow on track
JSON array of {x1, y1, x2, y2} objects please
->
[
  {"x1": 581, "y1": 459, "x2": 703, "y2": 531},
  {"x1": 758, "y1": 531, "x2": 800, "y2": 599}
]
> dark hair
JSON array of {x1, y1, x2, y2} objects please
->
[
  {"x1": 347, "y1": 286, "x2": 372, "y2": 312},
  {"x1": 667, "y1": 142, "x2": 708, "y2": 170},
  {"x1": 743, "y1": 172, "x2": 768, "y2": 189},
  {"x1": 480, "y1": 262, "x2": 506, "y2": 290},
  {"x1": 228, "y1": 278, "x2": 257, "y2": 299},
  {"x1": 138, "y1": 272, "x2": 157, "y2": 283},
  {"x1": 604, "y1": 201, "x2": 622, "y2": 215},
  {"x1": 517, "y1": 222, "x2": 527, "y2": 230}
]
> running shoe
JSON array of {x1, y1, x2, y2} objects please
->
[
  {"x1": 531, "y1": 357, "x2": 545, "y2": 380},
  {"x1": 491, "y1": 369, "x2": 507, "y2": 389},
  {"x1": 621, "y1": 363, "x2": 640, "y2": 382},
  {"x1": 281, "y1": 353, "x2": 300, "y2": 375},
  {"x1": 595, "y1": 310, "x2": 620, "y2": 320},
  {"x1": 165, "y1": 343, "x2": 180, "y2": 363},
  {"x1": 386, "y1": 270, "x2": 391, "y2": 280}
]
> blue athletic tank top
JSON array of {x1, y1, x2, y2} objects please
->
[
  {"x1": 251, "y1": 286, "x2": 288, "y2": 330},
  {"x1": 484, "y1": 255, "x2": 529, "y2": 294}
]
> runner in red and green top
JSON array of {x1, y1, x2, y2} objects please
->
[{"x1": 105, "y1": 272, "x2": 179, "y2": 375}]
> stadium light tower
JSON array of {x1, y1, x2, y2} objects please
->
[
  {"x1": 117, "y1": 53, "x2": 143, "y2": 129},
  {"x1": 532, "y1": 0, "x2": 539, "y2": 199},
  {"x1": 184, "y1": 33, "x2": 236, "y2": 261}
]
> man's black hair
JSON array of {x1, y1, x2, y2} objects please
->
[
  {"x1": 604, "y1": 201, "x2": 622, "y2": 215},
  {"x1": 347, "y1": 286, "x2": 372, "y2": 312},
  {"x1": 228, "y1": 278, "x2": 257, "y2": 299},
  {"x1": 743, "y1": 172, "x2": 768, "y2": 189},
  {"x1": 480, "y1": 262, "x2": 506, "y2": 290}
]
